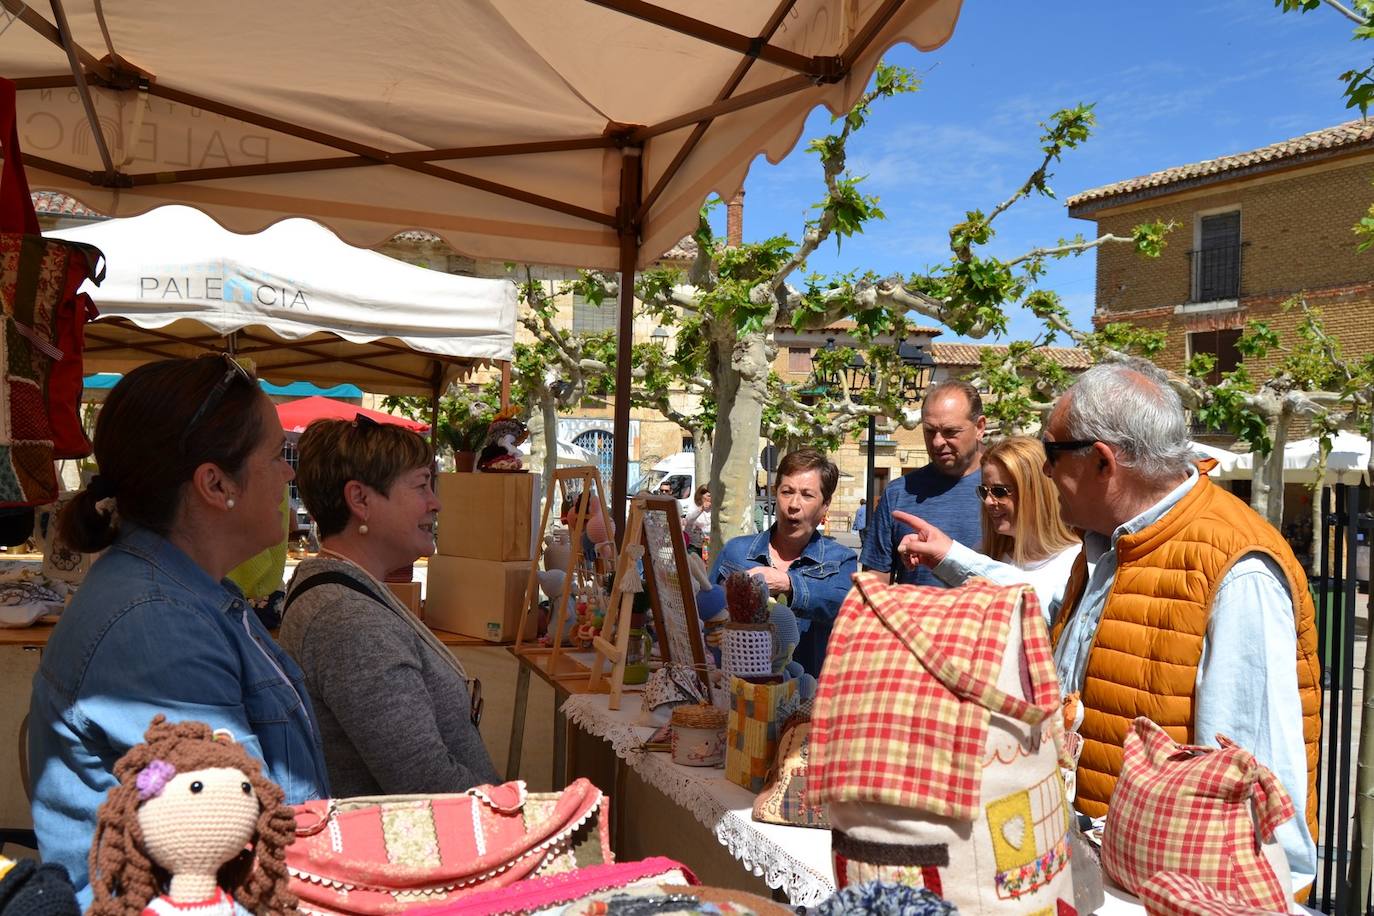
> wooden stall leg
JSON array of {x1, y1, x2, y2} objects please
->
[
  {"x1": 505, "y1": 663, "x2": 531, "y2": 781},
  {"x1": 553, "y1": 692, "x2": 568, "y2": 789}
]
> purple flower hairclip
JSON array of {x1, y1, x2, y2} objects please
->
[{"x1": 136, "y1": 759, "x2": 176, "y2": 800}]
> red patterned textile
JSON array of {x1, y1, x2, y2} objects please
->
[
  {"x1": 286, "y1": 779, "x2": 611, "y2": 915},
  {"x1": 810, "y1": 573, "x2": 1062, "y2": 820},
  {"x1": 1101, "y1": 718, "x2": 1293, "y2": 911}
]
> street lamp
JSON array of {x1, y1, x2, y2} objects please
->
[{"x1": 651, "y1": 325, "x2": 669, "y2": 343}]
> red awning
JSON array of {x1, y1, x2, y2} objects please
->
[{"x1": 276, "y1": 396, "x2": 430, "y2": 434}]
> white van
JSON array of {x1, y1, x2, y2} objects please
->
[{"x1": 635, "y1": 451, "x2": 697, "y2": 516}]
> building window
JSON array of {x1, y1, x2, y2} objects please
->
[
  {"x1": 682, "y1": 436, "x2": 695, "y2": 452},
  {"x1": 1188, "y1": 328, "x2": 1242, "y2": 432},
  {"x1": 787, "y1": 347, "x2": 811, "y2": 374},
  {"x1": 573, "y1": 429, "x2": 615, "y2": 481},
  {"x1": 571, "y1": 293, "x2": 618, "y2": 335},
  {"x1": 1191, "y1": 211, "x2": 1241, "y2": 303}
]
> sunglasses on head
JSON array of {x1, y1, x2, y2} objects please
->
[
  {"x1": 1041, "y1": 438, "x2": 1098, "y2": 465},
  {"x1": 181, "y1": 354, "x2": 254, "y2": 453},
  {"x1": 975, "y1": 484, "x2": 1013, "y2": 501}
]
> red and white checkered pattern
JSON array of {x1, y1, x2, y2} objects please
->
[
  {"x1": 1138, "y1": 871, "x2": 1290, "y2": 916},
  {"x1": 1101, "y1": 718, "x2": 1294, "y2": 911},
  {"x1": 810, "y1": 573, "x2": 1061, "y2": 820}
]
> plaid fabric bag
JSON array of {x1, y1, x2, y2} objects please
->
[
  {"x1": 0, "y1": 79, "x2": 102, "y2": 507},
  {"x1": 812, "y1": 574, "x2": 1075, "y2": 914},
  {"x1": 1100, "y1": 717, "x2": 1294, "y2": 911},
  {"x1": 286, "y1": 778, "x2": 611, "y2": 915},
  {"x1": 1137, "y1": 872, "x2": 1291, "y2": 916}
]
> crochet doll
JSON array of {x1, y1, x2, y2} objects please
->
[
  {"x1": 87, "y1": 716, "x2": 297, "y2": 916},
  {"x1": 476, "y1": 408, "x2": 529, "y2": 472}
]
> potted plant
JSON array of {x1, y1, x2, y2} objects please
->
[{"x1": 438, "y1": 411, "x2": 492, "y2": 472}]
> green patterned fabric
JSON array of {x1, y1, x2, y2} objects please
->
[{"x1": 227, "y1": 489, "x2": 289, "y2": 599}]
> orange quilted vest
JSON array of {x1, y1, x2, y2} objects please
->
[{"x1": 1050, "y1": 475, "x2": 1321, "y2": 844}]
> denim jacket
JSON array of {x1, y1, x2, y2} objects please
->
[
  {"x1": 28, "y1": 525, "x2": 329, "y2": 900},
  {"x1": 708, "y1": 527, "x2": 858, "y2": 675}
]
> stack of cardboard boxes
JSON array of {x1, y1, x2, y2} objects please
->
[{"x1": 423, "y1": 472, "x2": 538, "y2": 642}]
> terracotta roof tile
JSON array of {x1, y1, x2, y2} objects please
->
[
  {"x1": 932, "y1": 342, "x2": 1092, "y2": 370},
  {"x1": 1067, "y1": 119, "x2": 1374, "y2": 213}
]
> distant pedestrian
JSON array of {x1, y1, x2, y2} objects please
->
[{"x1": 852, "y1": 498, "x2": 868, "y2": 549}]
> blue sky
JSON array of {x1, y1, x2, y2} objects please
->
[{"x1": 716, "y1": 1, "x2": 1363, "y2": 344}]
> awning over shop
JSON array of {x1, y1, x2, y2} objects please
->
[{"x1": 48, "y1": 206, "x2": 517, "y2": 396}]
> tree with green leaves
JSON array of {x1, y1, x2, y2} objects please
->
[{"x1": 598, "y1": 65, "x2": 1170, "y2": 554}]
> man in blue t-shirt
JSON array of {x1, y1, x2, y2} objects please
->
[{"x1": 860, "y1": 380, "x2": 985, "y2": 586}]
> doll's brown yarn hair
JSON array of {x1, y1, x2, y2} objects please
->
[{"x1": 87, "y1": 715, "x2": 298, "y2": 916}]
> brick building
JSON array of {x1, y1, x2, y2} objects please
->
[{"x1": 1066, "y1": 120, "x2": 1374, "y2": 412}]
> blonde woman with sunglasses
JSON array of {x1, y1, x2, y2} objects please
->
[{"x1": 892, "y1": 436, "x2": 1080, "y2": 621}]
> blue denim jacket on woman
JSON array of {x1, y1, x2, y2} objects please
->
[
  {"x1": 708, "y1": 527, "x2": 858, "y2": 675},
  {"x1": 28, "y1": 525, "x2": 329, "y2": 901}
]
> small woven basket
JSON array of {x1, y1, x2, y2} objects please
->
[{"x1": 671, "y1": 703, "x2": 728, "y2": 767}]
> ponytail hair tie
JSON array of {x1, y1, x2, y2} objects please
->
[{"x1": 87, "y1": 476, "x2": 117, "y2": 500}]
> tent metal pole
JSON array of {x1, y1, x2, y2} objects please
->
[
  {"x1": 500, "y1": 361, "x2": 512, "y2": 411},
  {"x1": 430, "y1": 365, "x2": 443, "y2": 448},
  {"x1": 611, "y1": 149, "x2": 642, "y2": 540}
]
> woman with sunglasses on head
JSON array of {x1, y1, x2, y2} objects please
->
[
  {"x1": 28, "y1": 355, "x2": 329, "y2": 904},
  {"x1": 278, "y1": 417, "x2": 498, "y2": 796},
  {"x1": 892, "y1": 436, "x2": 1080, "y2": 620}
]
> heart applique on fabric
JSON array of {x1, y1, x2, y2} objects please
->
[{"x1": 1001, "y1": 813, "x2": 1027, "y2": 851}]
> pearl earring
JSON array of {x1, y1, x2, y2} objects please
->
[
  {"x1": 226, "y1": 498, "x2": 236, "y2": 510},
  {"x1": 359, "y1": 523, "x2": 369, "y2": 535}
]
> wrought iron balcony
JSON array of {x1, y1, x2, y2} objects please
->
[{"x1": 1188, "y1": 242, "x2": 1242, "y2": 303}]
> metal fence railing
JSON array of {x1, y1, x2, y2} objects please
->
[{"x1": 1311, "y1": 483, "x2": 1372, "y2": 914}]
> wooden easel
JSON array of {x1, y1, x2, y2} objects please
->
[
  {"x1": 586, "y1": 505, "x2": 646, "y2": 711},
  {"x1": 515, "y1": 466, "x2": 615, "y2": 686},
  {"x1": 588, "y1": 494, "x2": 711, "y2": 709}
]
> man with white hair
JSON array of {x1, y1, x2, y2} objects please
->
[{"x1": 1043, "y1": 357, "x2": 1320, "y2": 890}]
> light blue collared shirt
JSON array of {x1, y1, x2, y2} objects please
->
[{"x1": 1055, "y1": 469, "x2": 1314, "y2": 889}]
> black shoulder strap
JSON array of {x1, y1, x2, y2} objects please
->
[{"x1": 284, "y1": 570, "x2": 386, "y2": 613}]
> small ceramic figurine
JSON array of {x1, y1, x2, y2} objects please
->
[
  {"x1": 477, "y1": 408, "x2": 529, "y2": 472},
  {"x1": 87, "y1": 715, "x2": 297, "y2": 916}
]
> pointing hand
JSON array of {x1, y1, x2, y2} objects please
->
[{"x1": 891, "y1": 510, "x2": 953, "y2": 569}]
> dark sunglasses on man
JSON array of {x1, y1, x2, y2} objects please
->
[
  {"x1": 1041, "y1": 439, "x2": 1097, "y2": 466},
  {"x1": 181, "y1": 354, "x2": 254, "y2": 452}
]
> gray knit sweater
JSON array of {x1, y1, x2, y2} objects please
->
[{"x1": 278, "y1": 557, "x2": 499, "y2": 796}]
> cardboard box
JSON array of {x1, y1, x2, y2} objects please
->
[
  {"x1": 424, "y1": 555, "x2": 536, "y2": 642},
  {"x1": 387, "y1": 580, "x2": 422, "y2": 618},
  {"x1": 435, "y1": 472, "x2": 533, "y2": 561}
]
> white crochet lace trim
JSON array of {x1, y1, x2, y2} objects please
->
[{"x1": 562, "y1": 696, "x2": 832, "y2": 908}]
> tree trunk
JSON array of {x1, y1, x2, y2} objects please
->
[
  {"x1": 692, "y1": 426, "x2": 712, "y2": 497},
  {"x1": 1250, "y1": 403, "x2": 1292, "y2": 530},
  {"x1": 708, "y1": 329, "x2": 768, "y2": 557},
  {"x1": 536, "y1": 393, "x2": 560, "y2": 522}
]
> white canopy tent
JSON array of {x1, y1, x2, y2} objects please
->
[
  {"x1": 45, "y1": 206, "x2": 516, "y2": 397},
  {"x1": 519, "y1": 438, "x2": 599, "y2": 468},
  {"x1": 3, "y1": 0, "x2": 965, "y2": 520},
  {"x1": 1234, "y1": 431, "x2": 1373, "y2": 486}
]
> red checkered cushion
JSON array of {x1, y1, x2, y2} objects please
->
[
  {"x1": 1101, "y1": 718, "x2": 1293, "y2": 911},
  {"x1": 1138, "y1": 871, "x2": 1289, "y2": 916}
]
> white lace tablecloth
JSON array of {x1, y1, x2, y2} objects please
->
[{"x1": 562, "y1": 693, "x2": 835, "y2": 908}]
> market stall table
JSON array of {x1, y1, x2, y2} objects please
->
[{"x1": 562, "y1": 692, "x2": 834, "y2": 908}]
